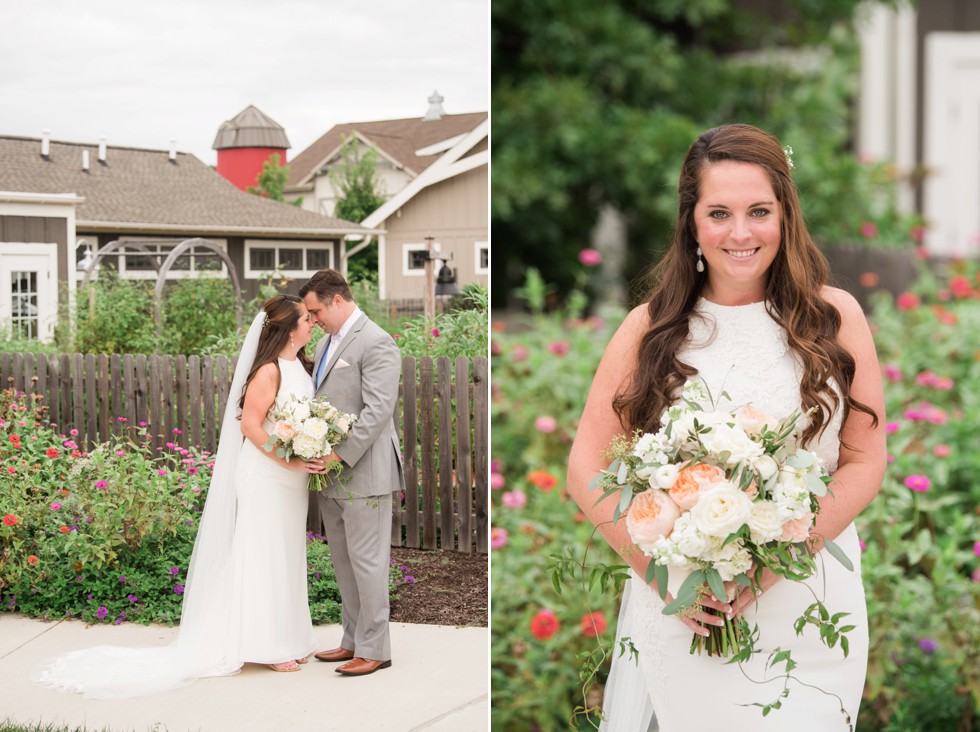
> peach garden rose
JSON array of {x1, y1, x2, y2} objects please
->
[{"x1": 626, "y1": 489, "x2": 680, "y2": 545}]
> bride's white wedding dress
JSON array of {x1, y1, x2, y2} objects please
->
[
  {"x1": 602, "y1": 299, "x2": 868, "y2": 731},
  {"x1": 33, "y1": 314, "x2": 317, "y2": 698}
]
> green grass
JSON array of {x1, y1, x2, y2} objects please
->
[{"x1": 0, "y1": 722, "x2": 166, "y2": 732}]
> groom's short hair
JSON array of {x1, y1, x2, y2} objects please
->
[{"x1": 299, "y1": 269, "x2": 353, "y2": 303}]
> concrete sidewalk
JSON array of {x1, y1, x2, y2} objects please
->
[{"x1": 0, "y1": 615, "x2": 487, "y2": 731}]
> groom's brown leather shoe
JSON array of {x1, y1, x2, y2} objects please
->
[
  {"x1": 335, "y1": 657, "x2": 392, "y2": 676},
  {"x1": 314, "y1": 647, "x2": 355, "y2": 662}
]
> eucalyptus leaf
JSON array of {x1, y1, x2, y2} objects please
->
[
  {"x1": 705, "y1": 567, "x2": 727, "y2": 602},
  {"x1": 822, "y1": 537, "x2": 854, "y2": 571},
  {"x1": 804, "y1": 472, "x2": 828, "y2": 497}
]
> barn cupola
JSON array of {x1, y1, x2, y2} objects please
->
[{"x1": 212, "y1": 105, "x2": 290, "y2": 191}]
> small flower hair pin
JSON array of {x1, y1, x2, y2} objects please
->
[
  {"x1": 783, "y1": 145, "x2": 794, "y2": 170},
  {"x1": 261, "y1": 311, "x2": 270, "y2": 328}
]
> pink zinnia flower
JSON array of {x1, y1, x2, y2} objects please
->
[
  {"x1": 882, "y1": 364, "x2": 902, "y2": 382},
  {"x1": 502, "y1": 490, "x2": 527, "y2": 509},
  {"x1": 578, "y1": 248, "x2": 602, "y2": 267},
  {"x1": 431, "y1": 328, "x2": 440, "y2": 337},
  {"x1": 904, "y1": 474, "x2": 931, "y2": 492},
  {"x1": 860, "y1": 221, "x2": 879, "y2": 239},
  {"x1": 534, "y1": 416, "x2": 558, "y2": 433},
  {"x1": 490, "y1": 527, "x2": 508, "y2": 550},
  {"x1": 974, "y1": 541, "x2": 980, "y2": 558},
  {"x1": 490, "y1": 472, "x2": 506, "y2": 490},
  {"x1": 933, "y1": 444, "x2": 952, "y2": 458},
  {"x1": 885, "y1": 422, "x2": 900, "y2": 435},
  {"x1": 49, "y1": 502, "x2": 62, "y2": 511},
  {"x1": 512, "y1": 344, "x2": 529, "y2": 363},
  {"x1": 548, "y1": 341, "x2": 571, "y2": 356},
  {"x1": 95, "y1": 481, "x2": 108, "y2": 489},
  {"x1": 896, "y1": 292, "x2": 921, "y2": 311},
  {"x1": 531, "y1": 608, "x2": 560, "y2": 639}
]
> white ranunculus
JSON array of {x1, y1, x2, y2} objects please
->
[
  {"x1": 747, "y1": 500, "x2": 786, "y2": 544},
  {"x1": 302, "y1": 418, "x2": 328, "y2": 441},
  {"x1": 654, "y1": 464, "x2": 681, "y2": 490},
  {"x1": 754, "y1": 454, "x2": 779, "y2": 480},
  {"x1": 689, "y1": 482, "x2": 754, "y2": 538},
  {"x1": 291, "y1": 434, "x2": 319, "y2": 459}
]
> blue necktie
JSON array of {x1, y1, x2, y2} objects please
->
[{"x1": 315, "y1": 337, "x2": 331, "y2": 388}]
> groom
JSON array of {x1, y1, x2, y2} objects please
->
[{"x1": 299, "y1": 269, "x2": 404, "y2": 676}]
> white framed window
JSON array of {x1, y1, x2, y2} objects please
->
[
  {"x1": 402, "y1": 242, "x2": 434, "y2": 277},
  {"x1": 244, "y1": 240, "x2": 335, "y2": 278},
  {"x1": 475, "y1": 241, "x2": 489, "y2": 275},
  {"x1": 116, "y1": 239, "x2": 228, "y2": 280}
]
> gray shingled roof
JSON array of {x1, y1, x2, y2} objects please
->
[
  {"x1": 286, "y1": 111, "x2": 487, "y2": 188},
  {"x1": 0, "y1": 135, "x2": 367, "y2": 235},
  {"x1": 212, "y1": 105, "x2": 290, "y2": 150}
]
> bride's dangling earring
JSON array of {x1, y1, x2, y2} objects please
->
[
  {"x1": 290, "y1": 336, "x2": 296, "y2": 349},
  {"x1": 696, "y1": 245, "x2": 705, "y2": 273}
]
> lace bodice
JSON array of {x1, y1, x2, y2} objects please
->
[{"x1": 679, "y1": 298, "x2": 843, "y2": 472}]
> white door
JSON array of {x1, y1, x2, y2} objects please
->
[
  {"x1": 924, "y1": 33, "x2": 980, "y2": 256},
  {"x1": 0, "y1": 243, "x2": 58, "y2": 343}
]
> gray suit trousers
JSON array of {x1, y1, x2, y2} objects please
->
[{"x1": 317, "y1": 491, "x2": 393, "y2": 661}]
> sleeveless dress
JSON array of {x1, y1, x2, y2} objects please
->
[
  {"x1": 618, "y1": 299, "x2": 869, "y2": 731},
  {"x1": 33, "y1": 356, "x2": 316, "y2": 697},
  {"x1": 227, "y1": 356, "x2": 317, "y2": 664}
]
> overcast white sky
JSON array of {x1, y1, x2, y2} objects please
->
[{"x1": 0, "y1": 0, "x2": 488, "y2": 164}]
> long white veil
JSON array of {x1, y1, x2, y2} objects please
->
[
  {"x1": 32, "y1": 311, "x2": 266, "y2": 698},
  {"x1": 600, "y1": 571, "x2": 658, "y2": 732}
]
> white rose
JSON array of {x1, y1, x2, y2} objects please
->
[
  {"x1": 291, "y1": 434, "x2": 319, "y2": 459},
  {"x1": 302, "y1": 418, "x2": 328, "y2": 442},
  {"x1": 689, "y1": 483, "x2": 754, "y2": 538},
  {"x1": 290, "y1": 401, "x2": 311, "y2": 422},
  {"x1": 699, "y1": 424, "x2": 765, "y2": 466},
  {"x1": 654, "y1": 464, "x2": 680, "y2": 490},
  {"x1": 754, "y1": 454, "x2": 779, "y2": 480},
  {"x1": 747, "y1": 500, "x2": 786, "y2": 544}
]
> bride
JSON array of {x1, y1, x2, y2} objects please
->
[
  {"x1": 34, "y1": 294, "x2": 326, "y2": 697},
  {"x1": 567, "y1": 124, "x2": 885, "y2": 730}
]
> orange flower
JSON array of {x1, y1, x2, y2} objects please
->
[
  {"x1": 580, "y1": 611, "x2": 608, "y2": 637},
  {"x1": 859, "y1": 272, "x2": 879, "y2": 288},
  {"x1": 527, "y1": 469, "x2": 558, "y2": 492},
  {"x1": 60, "y1": 489, "x2": 70, "y2": 496},
  {"x1": 27, "y1": 555, "x2": 39, "y2": 566},
  {"x1": 73, "y1": 561, "x2": 83, "y2": 572},
  {"x1": 2, "y1": 514, "x2": 18, "y2": 527},
  {"x1": 58, "y1": 526, "x2": 70, "y2": 534}
]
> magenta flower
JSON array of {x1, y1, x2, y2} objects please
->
[
  {"x1": 490, "y1": 459, "x2": 501, "y2": 474},
  {"x1": 49, "y1": 502, "x2": 62, "y2": 511},
  {"x1": 502, "y1": 490, "x2": 527, "y2": 509},
  {"x1": 885, "y1": 422, "x2": 900, "y2": 435},
  {"x1": 170, "y1": 566, "x2": 181, "y2": 577},
  {"x1": 115, "y1": 449, "x2": 126, "y2": 457},
  {"x1": 548, "y1": 341, "x2": 570, "y2": 357},
  {"x1": 534, "y1": 415, "x2": 558, "y2": 433},
  {"x1": 881, "y1": 363, "x2": 902, "y2": 382},
  {"x1": 859, "y1": 221, "x2": 879, "y2": 239},
  {"x1": 859, "y1": 540, "x2": 867, "y2": 552},
  {"x1": 491, "y1": 527, "x2": 509, "y2": 550},
  {"x1": 173, "y1": 584, "x2": 185, "y2": 595},
  {"x1": 95, "y1": 481, "x2": 108, "y2": 489},
  {"x1": 974, "y1": 541, "x2": 980, "y2": 558},
  {"x1": 157, "y1": 469, "x2": 167, "y2": 476},
  {"x1": 116, "y1": 417, "x2": 127, "y2": 422},
  {"x1": 96, "y1": 606, "x2": 108, "y2": 619},
  {"x1": 69, "y1": 429, "x2": 79, "y2": 437},
  {"x1": 490, "y1": 472, "x2": 506, "y2": 490},
  {"x1": 578, "y1": 248, "x2": 602, "y2": 267},
  {"x1": 918, "y1": 638, "x2": 938, "y2": 653},
  {"x1": 904, "y1": 474, "x2": 931, "y2": 492},
  {"x1": 431, "y1": 328, "x2": 441, "y2": 337}
]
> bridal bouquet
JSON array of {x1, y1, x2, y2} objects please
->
[
  {"x1": 594, "y1": 379, "x2": 854, "y2": 659},
  {"x1": 263, "y1": 394, "x2": 357, "y2": 491}
]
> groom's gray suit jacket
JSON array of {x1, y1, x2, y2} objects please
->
[{"x1": 312, "y1": 313, "x2": 404, "y2": 497}]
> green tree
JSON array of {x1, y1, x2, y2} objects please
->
[
  {"x1": 491, "y1": 0, "x2": 904, "y2": 308},
  {"x1": 329, "y1": 137, "x2": 387, "y2": 283},
  {"x1": 247, "y1": 153, "x2": 303, "y2": 206}
]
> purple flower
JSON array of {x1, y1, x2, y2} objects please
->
[
  {"x1": 404, "y1": 576, "x2": 415, "y2": 584},
  {"x1": 127, "y1": 594, "x2": 138, "y2": 604},
  {"x1": 96, "y1": 606, "x2": 107, "y2": 619},
  {"x1": 174, "y1": 584, "x2": 185, "y2": 595},
  {"x1": 118, "y1": 576, "x2": 127, "y2": 583},
  {"x1": 169, "y1": 566, "x2": 180, "y2": 577},
  {"x1": 919, "y1": 638, "x2": 938, "y2": 653}
]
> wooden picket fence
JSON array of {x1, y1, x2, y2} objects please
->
[{"x1": 0, "y1": 352, "x2": 488, "y2": 553}]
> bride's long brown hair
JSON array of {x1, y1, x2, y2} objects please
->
[
  {"x1": 238, "y1": 294, "x2": 313, "y2": 411},
  {"x1": 613, "y1": 124, "x2": 878, "y2": 445}
]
